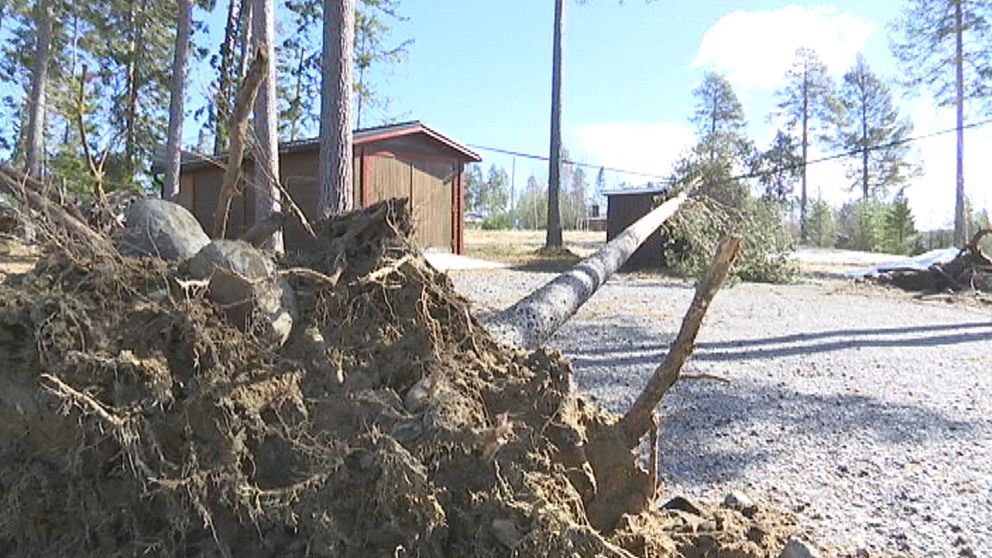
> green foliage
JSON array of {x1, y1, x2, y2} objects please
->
[
  {"x1": 826, "y1": 54, "x2": 917, "y2": 199},
  {"x1": 806, "y1": 198, "x2": 837, "y2": 248},
  {"x1": 661, "y1": 73, "x2": 796, "y2": 284},
  {"x1": 883, "y1": 195, "x2": 918, "y2": 254},
  {"x1": 661, "y1": 194, "x2": 798, "y2": 284},
  {"x1": 891, "y1": 0, "x2": 992, "y2": 108},
  {"x1": 753, "y1": 130, "x2": 802, "y2": 206},
  {"x1": 514, "y1": 175, "x2": 548, "y2": 230},
  {"x1": 480, "y1": 213, "x2": 512, "y2": 230}
]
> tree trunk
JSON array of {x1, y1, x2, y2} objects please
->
[
  {"x1": 252, "y1": 0, "x2": 283, "y2": 252},
  {"x1": 799, "y1": 68, "x2": 809, "y2": 243},
  {"x1": 124, "y1": 1, "x2": 145, "y2": 184},
  {"x1": 954, "y1": 0, "x2": 967, "y2": 245},
  {"x1": 25, "y1": 0, "x2": 52, "y2": 179},
  {"x1": 545, "y1": 0, "x2": 565, "y2": 249},
  {"x1": 485, "y1": 188, "x2": 691, "y2": 349},
  {"x1": 861, "y1": 98, "x2": 869, "y2": 199},
  {"x1": 163, "y1": 0, "x2": 193, "y2": 201},
  {"x1": 317, "y1": 0, "x2": 355, "y2": 217}
]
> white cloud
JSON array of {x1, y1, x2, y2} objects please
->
[
  {"x1": 693, "y1": 5, "x2": 876, "y2": 92},
  {"x1": 571, "y1": 121, "x2": 696, "y2": 185}
]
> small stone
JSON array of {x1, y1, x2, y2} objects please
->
[
  {"x1": 661, "y1": 496, "x2": 704, "y2": 516},
  {"x1": 403, "y1": 377, "x2": 433, "y2": 413},
  {"x1": 779, "y1": 537, "x2": 820, "y2": 558},
  {"x1": 723, "y1": 490, "x2": 755, "y2": 510}
]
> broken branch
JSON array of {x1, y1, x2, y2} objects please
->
[{"x1": 618, "y1": 235, "x2": 741, "y2": 441}]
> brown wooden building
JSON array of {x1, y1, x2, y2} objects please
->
[
  {"x1": 158, "y1": 121, "x2": 481, "y2": 253},
  {"x1": 605, "y1": 186, "x2": 670, "y2": 268}
]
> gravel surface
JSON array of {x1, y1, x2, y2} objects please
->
[{"x1": 450, "y1": 269, "x2": 992, "y2": 557}]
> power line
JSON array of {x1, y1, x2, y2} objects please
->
[{"x1": 467, "y1": 116, "x2": 992, "y2": 188}]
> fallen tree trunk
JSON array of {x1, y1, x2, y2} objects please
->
[
  {"x1": 876, "y1": 228, "x2": 992, "y2": 292},
  {"x1": 483, "y1": 185, "x2": 693, "y2": 349}
]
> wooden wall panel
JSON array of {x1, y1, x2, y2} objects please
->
[{"x1": 410, "y1": 160, "x2": 454, "y2": 251}]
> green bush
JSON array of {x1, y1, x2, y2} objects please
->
[
  {"x1": 805, "y1": 199, "x2": 837, "y2": 248},
  {"x1": 480, "y1": 213, "x2": 512, "y2": 230},
  {"x1": 837, "y1": 198, "x2": 887, "y2": 252},
  {"x1": 660, "y1": 194, "x2": 798, "y2": 284}
]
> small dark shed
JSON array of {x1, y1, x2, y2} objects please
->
[
  {"x1": 158, "y1": 121, "x2": 481, "y2": 253},
  {"x1": 605, "y1": 186, "x2": 669, "y2": 269}
]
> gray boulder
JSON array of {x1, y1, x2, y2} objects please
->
[
  {"x1": 187, "y1": 240, "x2": 297, "y2": 347},
  {"x1": 779, "y1": 537, "x2": 820, "y2": 558},
  {"x1": 119, "y1": 199, "x2": 209, "y2": 260}
]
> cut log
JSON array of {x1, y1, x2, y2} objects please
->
[{"x1": 483, "y1": 186, "x2": 692, "y2": 349}]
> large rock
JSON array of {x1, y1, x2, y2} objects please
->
[
  {"x1": 119, "y1": 198, "x2": 209, "y2": 260},
  {"x1": 187, "y1": 240, "x2": 297, "y2": 347}
]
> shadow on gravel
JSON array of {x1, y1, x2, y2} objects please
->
[
  {"x1": 567, "y1": 320, "x2": 992, "y2": 369},
  {"x1": 655, "y1": 378, "x2": 981, "y2": 486},
  {"x1": 556, "y1": 322, "x2": 988, "y2": 485}
]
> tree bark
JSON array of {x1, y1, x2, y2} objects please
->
[
  {"x1": 124, "y1": 1, "x2": 145, "y2": 184},
  {"x1": 485, "y1": 186, "x2": 693, "y2": 349},
  {"x1": 618, "y1": 236, "x2": 742, "y2": 441},
  {"x1": 545, "y1": 0, "x2": 565, "y2": 249},
  {"x1": 25, "y1": 0, "x2": 52, "y2": 179},
  {"x1": 252, "y1": 0, "x2": 283, "y2": 252},
  {"x1": 318, "y1": 0, "x2": 355, "y2": 218},
  {"x1": 799, "y1": 66, "x2": 809, "y2": 242},
  {"x1": 163, "y1": 0, "x2": 193, "y2": 201},
  {"x1": 954, "y1": 0, "x2": 967, "y2": 246},
  {"x1": 861, "y1": 98, "x2": 869, "y2": 199}
]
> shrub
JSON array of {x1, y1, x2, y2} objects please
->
[
  {"x1": 805, "y1": 199, "x2": 837, "y2": 248},
  {"x1": 480, "y1": 213, "x2": 512, "y2": 230}
]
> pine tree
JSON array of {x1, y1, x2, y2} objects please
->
[
  {"x1": 24, "y1": 0, "x2": 52, "y2": 178},
  {"x1": 252, "y1": 0, "x2": 284, "y2": 251},
  {"x1": 545, "y1": 0, "x2": 565, "y2": 249},
  {"x1": 775, "y1": 47, "x2": 833, "y2": 241},
  {"x1": 754, "y1": 130, "x2": 802, "y2": 206},
  {"x1": 464, "y1": 164, "x2": 485, "y2": 214},
  {"x1": 163, "y1": 0, "x2": 193, "y2": 200},
  {"x1": 892, "y1": 0, "x2": 992, "y2": 244},
  {"x1": 691, "y1": 72, "x2": 749, "y2": 165},
  {"x1": 317, "y1": 0, "x2": 355, "y2": 217},
  {"x1": 884, "y1": 194, "x2": 917, "y2": 254},
  {"x1": 827, "y1": 55, "x2": 916, "y2": 200}
]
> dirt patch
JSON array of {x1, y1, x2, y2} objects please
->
[{"x1": 0, "y1": 200, "x2": 816, "y2": 557}]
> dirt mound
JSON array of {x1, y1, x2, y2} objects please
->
[{"x1": 0, "y1": 200, "x2": 812, "y2": 557}]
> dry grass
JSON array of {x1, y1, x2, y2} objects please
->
[{"x1": 464, "y1": 229, "x2": 605, "y2": 268}]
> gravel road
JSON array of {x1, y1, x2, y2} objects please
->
[{"x1": 449, "y1": 269, "x2": 992, "y2": 558}]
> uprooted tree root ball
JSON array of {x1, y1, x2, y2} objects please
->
[{"x1": 0, "y1": 200, "x2": 814, "y2": 557}]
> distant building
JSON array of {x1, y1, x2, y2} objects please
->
[
  {"x1": 604, "y1": 185, "x2": 671, "y2": 268},
  {"x1": 152, "y1": 121, "x2": 481, "y2": 254}
]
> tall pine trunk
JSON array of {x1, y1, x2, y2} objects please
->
[
  {"x1": 954, "y1": 0, "x2": 966, "y2": 245},
  {"x1": 317, "y1": 0, "x2": 355, "y2": 217},
  {"x1": 163, "y1": 0, "x2": 192, "y2": 200},
  {"x1": 25, "y1": 0, "x2": 53, "y2": 179},
  {"x1": 861, "y1": 92, "x2": 869, "y2": 199},
  {"x1": 799, "y1": 67, "x2": 809, "y2": 242},
  {"x1": 545, "y1": 0, "x2": 565, "y2": 249},
  {"x1": 124, "y1": 2, "x2": 145, "y2": 183},
  {"x1": 252, "y1": 0, "x2": 283, "y2": 252}
]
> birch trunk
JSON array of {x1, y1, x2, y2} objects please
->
[
  {"x1": 318, "y1": 0, "x2": 355, "y2": 217},
  {"x1": 25, "y1": 0, "x2": 53, "y2": 179},
  {"x1": 251, "y1": 0, "x2": 283, "y2": 252},
  {"x1": 485, "y1": 189, "x2": 690, "y2": 349},
  {"x1": 545, "y1": 0, "x2": 565, "y2": 249},
  {"x1": 163, "y1": 0, "x2": 193, "y2": 200}
]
